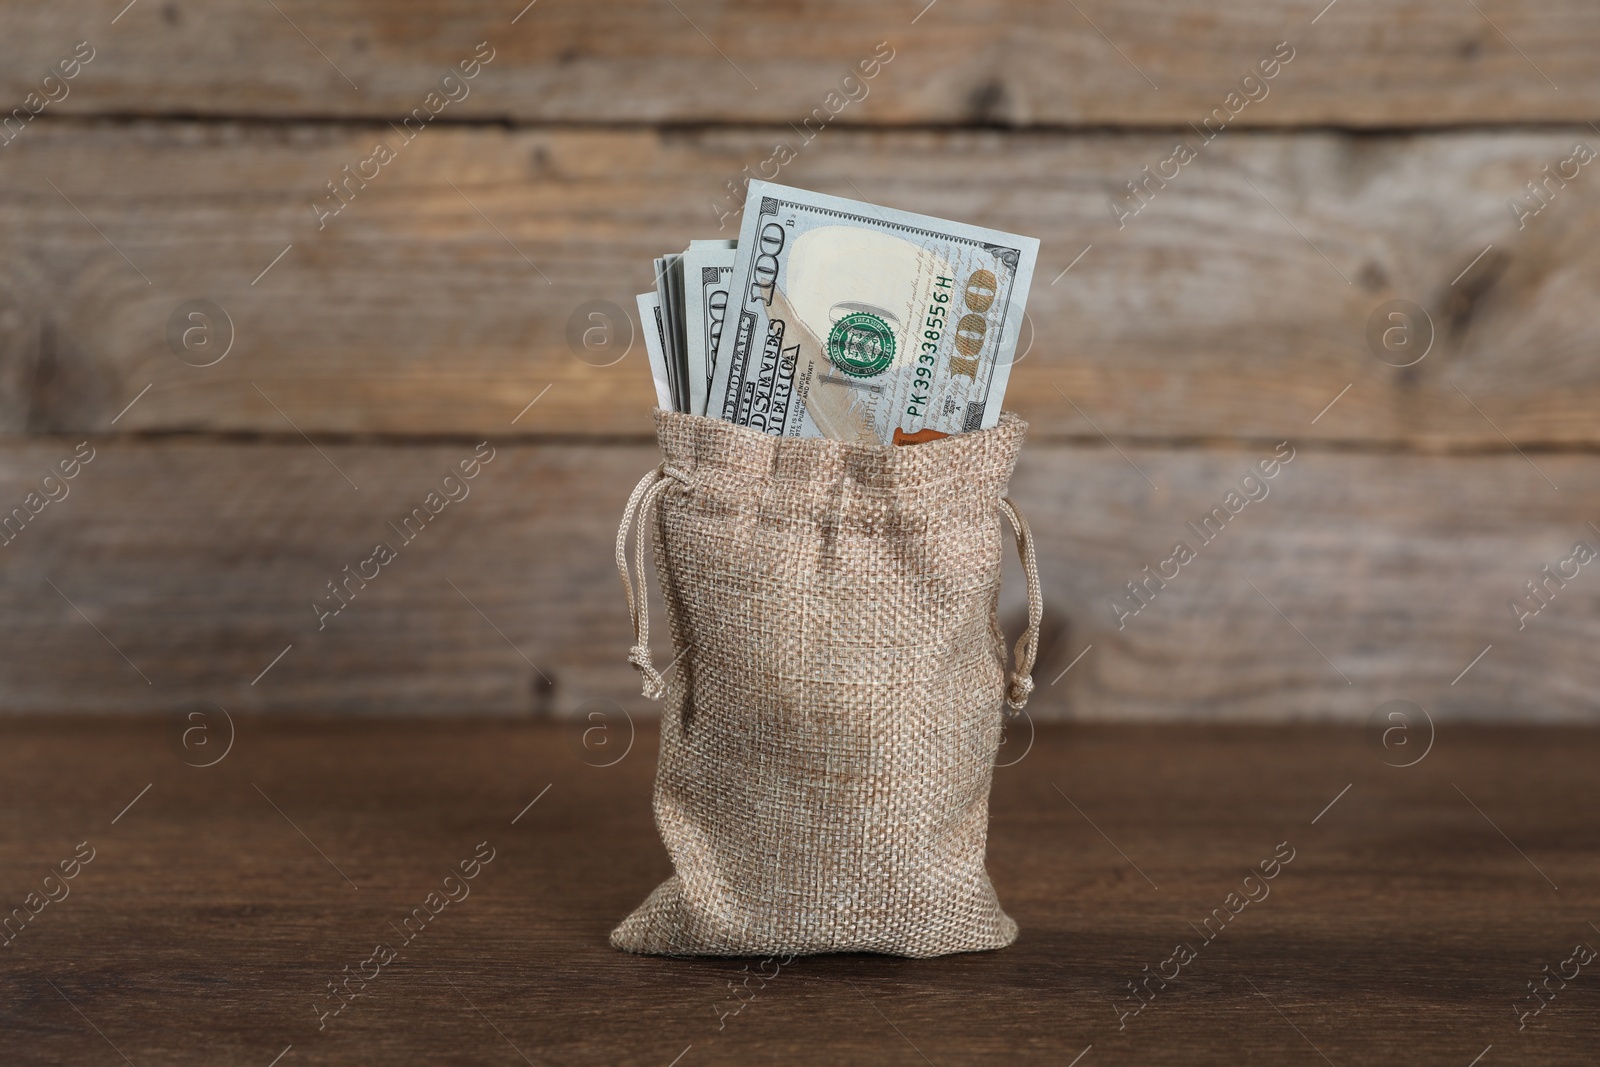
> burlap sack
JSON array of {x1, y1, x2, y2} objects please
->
[{"x1": 610, "y1": 411, "x2": 1041, "y2": 958}]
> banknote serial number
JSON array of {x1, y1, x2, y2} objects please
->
[
  {"x1": 906, "y1": 270, "x2": 998, "y2": 420},
  {"x1": 907, "y1": 276, "x2": 955, "y2": 419}
]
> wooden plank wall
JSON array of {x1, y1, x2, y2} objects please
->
[{"x1": 1, "y1": 0, "x2": 1596, "y2": 719}]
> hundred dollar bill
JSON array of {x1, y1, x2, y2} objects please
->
[
  {"x1": 707, "y1": 180, "x2": 1038, "y2": 445},
  {"x1": 680, "y1": 243, "x2": 736, "y2": 415},
  {"x1": 635, "y1": 291, "x2": 674, "y2": 411},
  {"x1": 653, "y1": 256, "x2": 688, "y2": 412}
]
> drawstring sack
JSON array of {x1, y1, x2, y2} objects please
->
[{"x1": 612, "y1": 411, "x2": 1041, "y2": 958}]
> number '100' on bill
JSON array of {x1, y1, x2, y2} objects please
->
[{"x1": 707, "y1": 180, "x2": 1039, "y2": 446}]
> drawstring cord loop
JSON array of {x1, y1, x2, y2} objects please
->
[
  {"x1": 1000, "y1": 497, "x2": 1042, "y2": 710},
  {"x1": 615, "y1": 464, "x2": 689, "y2": 699}
]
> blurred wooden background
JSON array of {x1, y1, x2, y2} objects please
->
[{"x1": 1, "y1": 0, "x2": 1597, "y2": 719}]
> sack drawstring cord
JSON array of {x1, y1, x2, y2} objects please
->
[
  {"x1": 615, "y1": 463, "x2": 689, "y2": 699},
  {"x1": 1000, "y1": 497, "x2": 1042, "y2": 710}
]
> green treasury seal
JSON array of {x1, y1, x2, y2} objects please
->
[{"x1": 826, "y1": 312, "x2": 896, "y2": 377}]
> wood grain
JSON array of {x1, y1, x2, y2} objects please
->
[
  {"x1": 3, "y1": 123, "x2": 1600, "y2": 444},
  {"x1": 1, "y1": 437, "x2": 1595, "y2": 719},
  {"x1": 0, "y1": 717, "x2": 1596, "y2": 1064},
  {"x1": 2, "y1": 0, "x2": 1599, "y2": 125}
]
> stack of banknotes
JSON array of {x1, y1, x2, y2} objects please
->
[{"x1": 638, "y1": 180, "x2": 1039, "y2": 447}]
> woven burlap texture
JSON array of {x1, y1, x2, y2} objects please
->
[{"x1": 611, "y1": 411, "x2": 1040, "y2": 958}]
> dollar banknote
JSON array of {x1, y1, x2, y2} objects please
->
[
  {"x1": 654, "y1": 255, "x2": 688, "y2": 412},
  {"x1": 707, "y1": 180, "x2": 1038, "y2": 445},
  {"x1": 635, "y1": 291, "x2": 673, "y2": 411},
  {"x1": 680, "y1": 242, "x2": 737, "y2": 415}
]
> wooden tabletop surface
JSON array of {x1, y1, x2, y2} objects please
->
[{"x1": 1, "y1": 717, "x2": 1596, "y2": 1066}]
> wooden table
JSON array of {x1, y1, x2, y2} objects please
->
[{"x1": 2, "y1": 718, "x2": 1596, "y2": 1065}]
